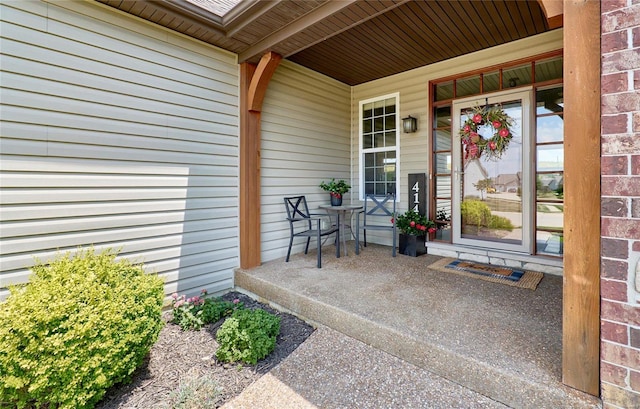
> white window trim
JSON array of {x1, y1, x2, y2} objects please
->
[{"x1": 358, "y1": 92, "x2": 401, "y2": 201}]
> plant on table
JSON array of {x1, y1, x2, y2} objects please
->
[
  {"x1": 319, "y1": 178, "x2": 351, "y2": 198},
  {"x1": 393, "y1": 209, "x2": 436, "y2": 236}
]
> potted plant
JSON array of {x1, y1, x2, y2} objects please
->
[
  {"x1": 393, "y1": 209, "x2": 436, "y2": 256},
  {"x1": 319, "y1": 178, "x2": 351, "y2": 206},
  {"x1": 434, "y1": 208, "x2": 451, "y2": 241}
]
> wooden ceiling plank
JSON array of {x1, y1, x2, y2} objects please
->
[
  {"x1": 241, "y1": 0, "x2": 413, "y2": 62},
  {"x1": 392, "y1": 19, "x2": 447, "y2": 65},
  {"x1": 397, "y1": 2, "x2": 447, "y2": 50},
  {"x1": 289, "y1": 33, "x2": 384, "y2": 84},
  {"x1": 349, "y1": 14, "x2": 415, "y2": 64},
  {"x1": 277, "y1": 2, "x2": 379, "y2": 54},
  {"x1": 238, "y1": 0, "x2": 358, "y2": 62},
  {"x1": 400, "y1": 2, "x2": 456, "y2": 60},
  {"x1": 354, "y1": 0, "x2": 390, "y2": 15},
  {"x1": 504, "y1": 0, "x2": 530, "y2": 39},
  {"x1": 521, "y1": 1, "x2": 541, "y2": 37},
  {"x1": 298, "y1": 18, "x2": 378, "y2": 65},
  {"x1": 347, "y1": 20, "x2": 421, "y2": 69},
  {"x1": 490, "y1": 1, "x2": 521, "y2": 43},
  {"x1": 386, "y1": 8, "x2": 439, "y2": 58},
  {"x1": 99, "y1": 0, "x2": 554, "y2": 86},
  {"x1": 483, "y1": 1, "x2": 516, "y2": 45},
  {"x1": 243, "y1": 9, "x2": 346, "y2": 56},
  {"x1": 419, "y1": 1, "x2": 475, "y2": 56},
  {"x1": 526, "y1": 0, "x2": 548, "y2": 35},
  {"x1": 314, "y1": 32, "x2": 386, "y2": 79},
  {"x1": 441, "y1": 1, "x2": 495, "y2": 49}
]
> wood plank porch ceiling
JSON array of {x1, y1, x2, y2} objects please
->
[{"x1": 97, "y1": 0, "x2": 552, "y2": 85}]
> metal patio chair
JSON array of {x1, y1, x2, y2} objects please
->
[
  {"x1": 355, "y1": 193, "x2": 396, "y2": 257},
  {"x1": 284, "y1": 195, "x2": 340, "y2": 268}
]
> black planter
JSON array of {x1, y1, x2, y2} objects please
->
[
  {"x1": 330, "y1": 194, "x2": 343, "y2": 206},
  {"x1": 398, "y1": 233, "x2": 426, "y2": 257}
]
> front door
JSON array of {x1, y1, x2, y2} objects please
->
[{"x1": 452, "y1": 89, "x2": 532, "y2": 253}]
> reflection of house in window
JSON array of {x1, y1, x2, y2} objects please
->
[
  {"x1": 538, "y1": 174, "x2": 563, "y2": 193},
  {"x1": 463, "y1": 158, "x2": 489, "y2": 199},
  {"x1": 493, "y1": 173, "x2": 521, "y2": 193}
]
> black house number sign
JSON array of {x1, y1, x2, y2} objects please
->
[{"x1": 408, "y1": 173, "x2": 426, "y2": 217}]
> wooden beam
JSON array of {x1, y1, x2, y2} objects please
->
[
  {"x1": 276, "y1": 0, "x2": 415, "y2": 60},
  {"x1": 239, "y1": 53, "x2": 282, "y2": 269},
  {"x1": 238, "y1": 0, "x2": 357, "y2": 62},
  {"x1": 537, "y1": 0, "x2": 564, "y2": 29},
  {"x1": 248, "y1": 52, "x2": 282, "y2": 112},
  {"x1": 239, "y1": 62, "x2": 260, "y2": 269},
  {"x1": 562, "y1": 0, "x2": 601, "y2": 396}
]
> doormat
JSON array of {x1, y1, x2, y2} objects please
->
[{"x1": 427, "y1": 258, "x2": 544, "y2": 290}]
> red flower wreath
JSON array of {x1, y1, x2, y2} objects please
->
[{"x1": 459, "y1": 105, "x2": 515, "y2": 161}]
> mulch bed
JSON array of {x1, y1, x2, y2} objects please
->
[{"x1": 96, "y1": 291, "x2": 315, "y2": 408}]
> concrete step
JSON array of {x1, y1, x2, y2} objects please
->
[{"x1": 235, "y1": 252, "x2": 601, "y2": 409}]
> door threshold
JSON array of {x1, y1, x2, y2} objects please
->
[{"x1": 426, "y1": 242, "x2": 563, "y2": 276}]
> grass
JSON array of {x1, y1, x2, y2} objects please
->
[
  {"x1": 536, "y1": 203, "x2": 564, "y2": 213},
  {"x1": 483, "y1": 197, "x2": 522, "y2": 213}
]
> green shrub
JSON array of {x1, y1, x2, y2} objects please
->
[
  {"x1": 215, "y1": 309, "x2": 281, "y2": 365},
  {"x1": 488, "y1": 214, "x2": 514, "y2": 230},
  {"x1": 0, "y1": 248, "x2": 164, "y2": 409},
  {"x1": 171, "y1": 291, "x2": 243, "y2": 331},
  {"x1": 461, "y1": 199, "x2": 514, "y2": 231},
  {"x1": 461, "y1": 199, "x2": 491, "y2": 228}
]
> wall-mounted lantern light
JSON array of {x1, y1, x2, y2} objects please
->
[{"x1": 402, "y1": 115, "x2": 417, "y2": 133}]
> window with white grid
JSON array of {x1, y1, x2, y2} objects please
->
[{"x1": 359, "y1": 94, "x2": 399, "y2": 199}]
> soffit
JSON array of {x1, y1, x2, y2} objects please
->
[
  {"x1": 183, "y1": 0, "x2": 242, "y2": 17},
  {"x1": 96, "y1": 0, "x2": 552, "y2": 86}
]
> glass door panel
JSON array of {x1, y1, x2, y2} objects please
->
[{"x1": 452, "y1": 90, "x2": 532, "y2": 252}]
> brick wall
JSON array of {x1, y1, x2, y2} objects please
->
[{"x1": 600, "y1": 0, "x2": 640, "y2": 408}]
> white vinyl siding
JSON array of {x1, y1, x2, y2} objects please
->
[
  {"x1": 350, "y1": 29, "x2": 563, "y2": 247},
  {"x1": 0, "y1": 1, "x2": 239, "y2": 300},
  {"x1": 260, "y1": 60, "x2": 351, "y2": 262}
]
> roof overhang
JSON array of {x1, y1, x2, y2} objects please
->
[{"x1": 96, "y1": 0, "x2": 561, "y2": 85}]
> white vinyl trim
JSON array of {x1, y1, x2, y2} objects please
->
[{"x1": 358, "y1": 92, "x2": 401, "y2": 201}]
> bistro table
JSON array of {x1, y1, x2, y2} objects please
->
[{"x1": 318, "y1": 204, "x2": 363, "y2": 256}]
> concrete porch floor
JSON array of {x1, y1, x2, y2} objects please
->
[{"x1": 234, "y1": 242, "x2": 601, "y2": 408}]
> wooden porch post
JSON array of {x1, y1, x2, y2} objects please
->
[
  {"x1": 562, "y1": 0, "x2": 600, "y2": 396},
  {"x1": 239, "y1": 52, "x2": 282, "y2": 269}
]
